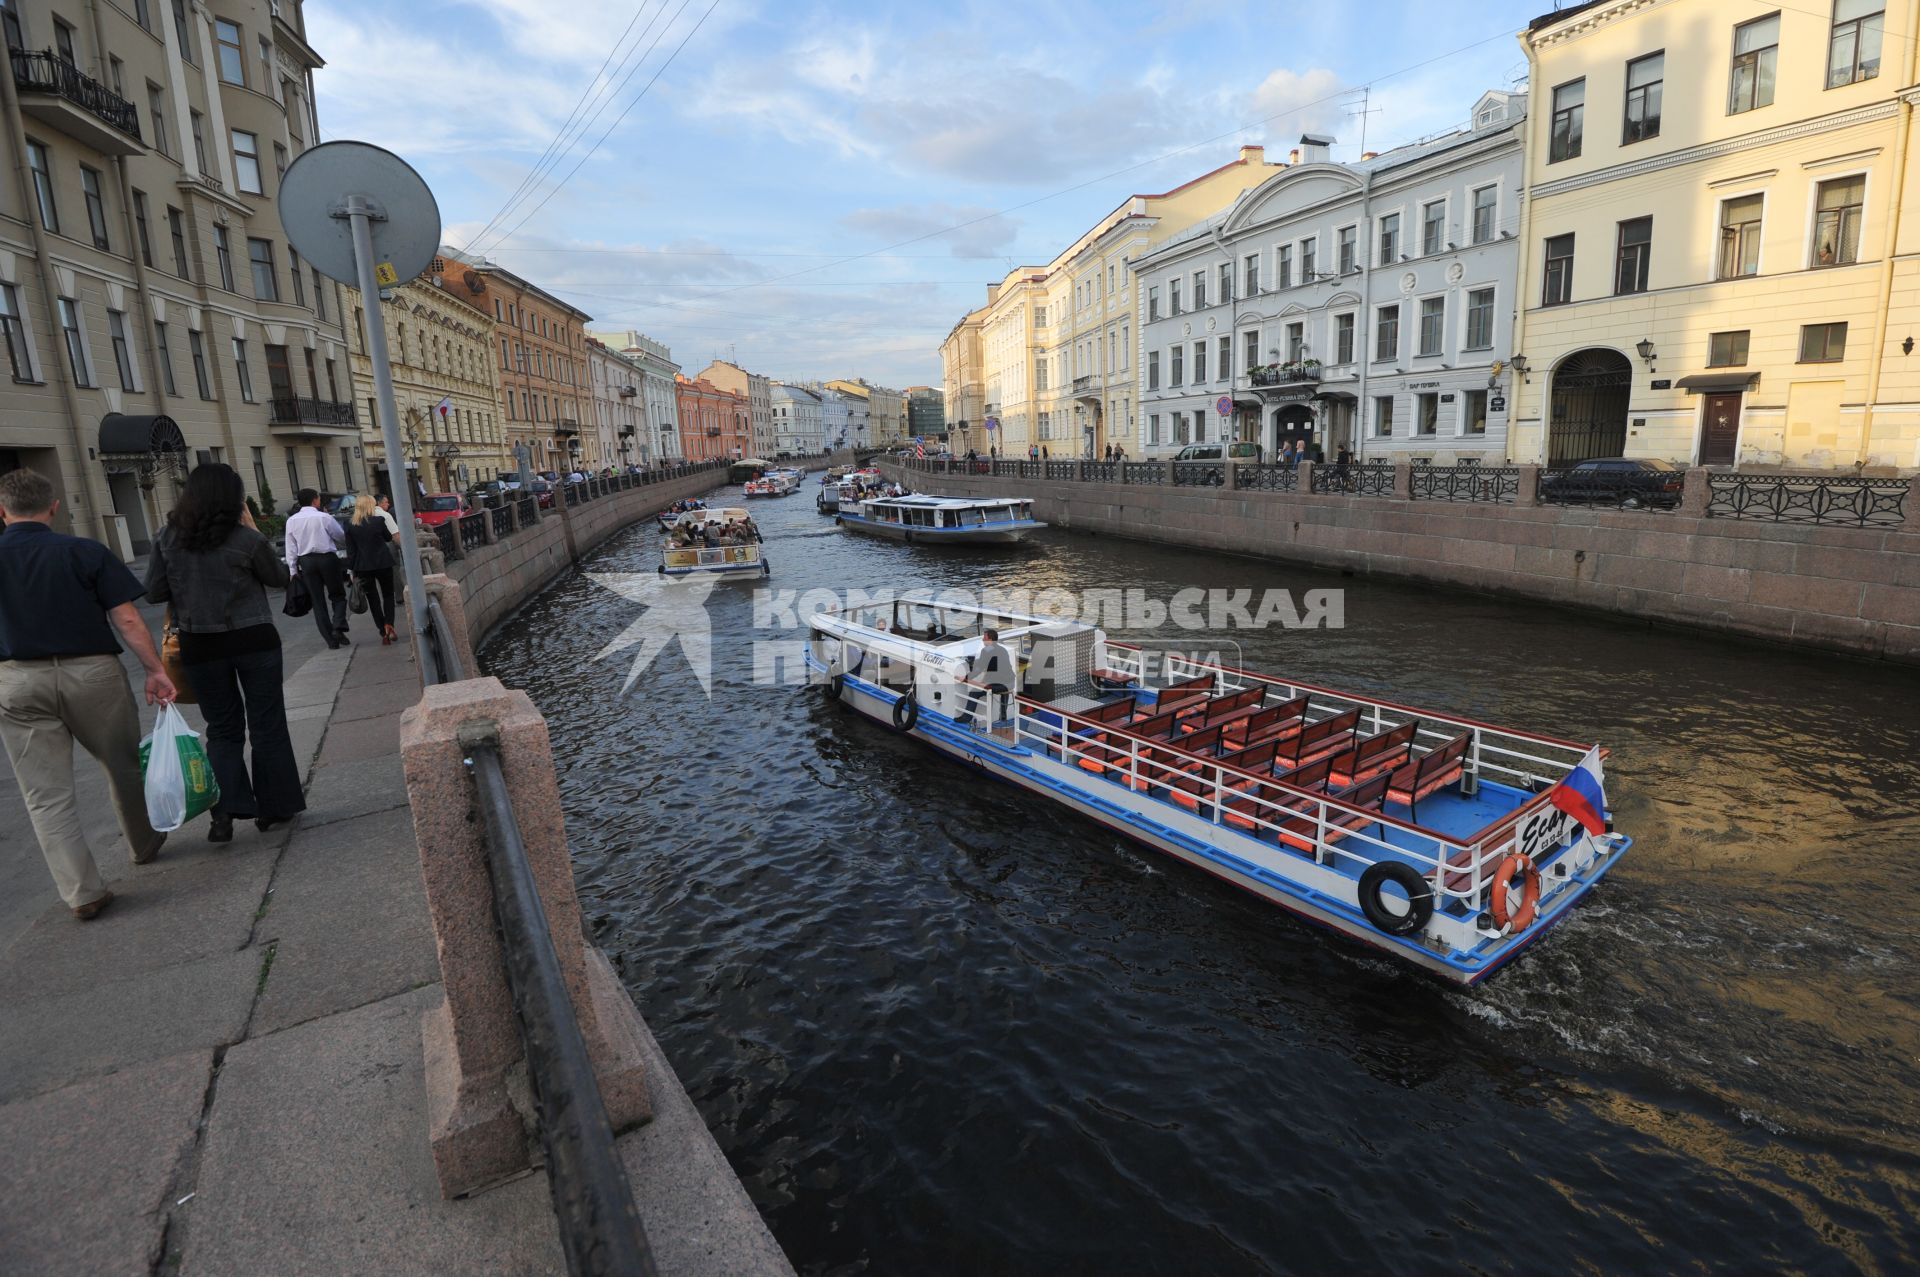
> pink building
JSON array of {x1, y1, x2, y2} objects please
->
[{"x1": 674, "y1": 376, "x2": 751, "y2": 461}]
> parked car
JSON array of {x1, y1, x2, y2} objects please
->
[
  {"x1": 1540, "y1": 458, "x2": 1685, "y2": 509},
  {"x1": 325, "y1": 492, "x2": 360, "y2": 518},
  {"x1": 1174, "y1": 441, "x2": 1263, "y2": 462},
  {"x1": 413, "y1": 493, "x2": 469, "y2": 527}
]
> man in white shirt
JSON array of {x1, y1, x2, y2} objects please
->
[{"x1": 284, "y1": 488, "x2": 349, "y2": 648}]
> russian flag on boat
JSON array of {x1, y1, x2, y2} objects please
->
[{"x1": 1549, "y1": 746, "x2": 1608, "y2": 836}]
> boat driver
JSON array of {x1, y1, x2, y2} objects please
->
[{"x1": 958, "y1": 628, "x2": 1016, "y2": 735}]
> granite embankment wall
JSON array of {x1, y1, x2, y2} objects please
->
[
  {"x1": 879, "y1": 461, "x2": 1920, "y2": 664},
  {"x1": 443, "y1": 469, "x2": 725, "y2": 647}
]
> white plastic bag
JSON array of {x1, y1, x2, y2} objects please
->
[{"x1": 141, "y1": 703, "x2": 218, "y2": 831}]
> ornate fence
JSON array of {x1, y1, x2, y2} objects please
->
[
  {"x1": 1122, "y1": 461, "x2": 1166, "y2": 485},
  {"x1": 517, "y1": 497, "x2": 539, "y2": 526},
  {"x1": 489, "y1": 505, "x2": 513, "y2": 538},
  {"x1": 457, "y1": 512, "x2": 489, "y2": 552},
  {"x1": 1409, "y1": 464, "x2": 1520, "y2": 504},
  {"x1": 1238, "y1": 463, "x2": 1299, "y2": 492},
  {"x1": 1046, "y1": 461, "x2": 1077, "y2": 481},
  {"x1": 1310, "y1": 460, "x2": 1394, "y2": 497},
  {"x1": 1082, "y1": 461, "x2": 1119, "y2": 484},
  {"x1": 1173, "y1": 463, "x2": 1226, "y2": 488},
  {"x1": 1706, "y1": 473, "x2": 1908, "y2": 527}
]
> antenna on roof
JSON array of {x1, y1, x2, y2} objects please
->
[{"x1": 1347, "y1": 86, "x2": 1383, "y2": 161}]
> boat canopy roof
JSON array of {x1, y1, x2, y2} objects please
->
[
  {"x1": 862, "y1": 494, "x2": 1027, "y2": 509},
  {"x1": 673, "y1": 506, "x2": 753, "y2": 525}
]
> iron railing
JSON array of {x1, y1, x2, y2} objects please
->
[
  {"x1": 1409, "y1": 464, "x2": 1521, "y2": 504},
  {"x1": 10, "y1": 49, "x2": 143, "y2": 140},
  {"x1": 269, "y1": 395, "x2": 357, "y2": 428},
  {"x1": 1311, "y1": 459, "x2": 1395, "y2": 496},
  {"x1": 1083, "y1": 461, "x2": 1118, "y2": 484},
  {"x1": 1046, "y1": 461, "x2": 1077, "y2": 481},
  {"x1": 1238, "y1": 463, "x2": 1299, "y2": 492},
  {"x1": 1705, "y1": 472, "x2": 1907, "y2": 527},
  {"x1": 518, "y1": 496, "x2": 539, "y2": 526},
  {"x1": 1122, "y1": 461, "x2": 1165, "y2": 485},
  {"x1": 1248, "y1": 364, "x2": 1321, "y2": 388},
  {"x1": 1538, "y1": 468, "x2": 1682, "y2": 511},
  {"x1": 490, "y1": 504, "x2": 513, "y2": 538},
  {"x1": 1172, "y1": 462, "x2": 1225, "y2": 487},
  {"x1": 456, "y1": 511, "x2": 487, "y2": 552},
  {"x1": 431, "y1": 520, "x2": 458, "y2": 560}
]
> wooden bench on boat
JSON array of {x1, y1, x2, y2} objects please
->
[{"x1": 1386, "y1": 733, "x2": 1471, "y2": 819}]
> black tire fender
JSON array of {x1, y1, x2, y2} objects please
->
[
  {"x1": 1357, "y1": 861, "x2": 1435, "y2": 937},
  {"x1": 656, "y1": 564, "x2": 665, "y2": 576},
  {"x1": 903, "y1": 528, "x2": 914, "y2": 544},
  {"x1": 825, "y1": 673, "x2": 844, "y2": 702},
  {"x1": 891, "y1": 690, "x2": 919, "y2": 732}
]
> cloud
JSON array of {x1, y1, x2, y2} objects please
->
[
  {"x1": 837, "y1": 205, "x2": 1020, "y2": 258},
  {"x1": 1246, "y1": 67, "x2": 1350, "y2": 151}
]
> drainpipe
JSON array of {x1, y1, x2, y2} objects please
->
[
  {"x1": 1512, "y1": 30, "x2": 1545, "y2": 465},
  {"x1": 1210, "y1": 225, "x2": 1239, "y2": 445},
  {"x1": 1354, "y1": 166, "x2": 1375, "y2": 465},
  {"x1": 1856, "y1": 5, "x2": 1919, "y2": 468}
]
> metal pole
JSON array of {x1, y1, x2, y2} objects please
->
[{"x1": 341, "y1": 194, "x2": 433, "y2": 677}]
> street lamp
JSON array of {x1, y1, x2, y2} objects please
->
[{"x1": 1635, "y1": 338, "x2": 1657, "y2": 371}]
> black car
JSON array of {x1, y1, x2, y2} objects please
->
[{"x1": 1540, "y1": 457, "x2": 1685, "y2": 509}]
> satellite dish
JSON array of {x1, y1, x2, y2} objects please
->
[
  {"x1": 278, "y1": 140, "x2": 441, "y2": 288},
  {"x1": 463, "y1": 271, "x2": 483, "y2": 294}
]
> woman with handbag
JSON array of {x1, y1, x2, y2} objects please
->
[
  {"x1": 145, "y1": 463, "x2": 304, "y2": 842},
  {"x1": 343, "y1": 495, "x2": 397, "y2": 644}
]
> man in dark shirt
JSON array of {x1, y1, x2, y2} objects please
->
[{"x1": 0, "y1": 469, "x2": 175, "y2": 920}]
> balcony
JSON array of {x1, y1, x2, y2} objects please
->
[
  {"x1": 1245, "y1": 363, "x2": 1322, "y2": 402},
  {"x1": 268, "y1": 396, "x2": 357, "y2": 436},
  {"x1": 10, "y1": 49, "x2": 144, "y2": 155},
  {"x1": 1071, "y1": 373, "x2": 1104, "y2": 404},
  {"x1": 619, "y1": 385, "x2": 637, "y2": 398},
  {"x1": 553, "y1": 419, "x2": 580, "y2": 436}
]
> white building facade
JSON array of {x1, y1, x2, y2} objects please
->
[
  {"x1": 589, "y1": 329, "x2": 681, "y2": 462},
  {"x1": 1135, "y1": 97, "x2": 1527, "y2": 462},
  {"x1": 585, "y1": 339, "x2": 649, "y2": 468},
  {"x1": 769, "y1": 382, "x2": 824, "y2": 455}
]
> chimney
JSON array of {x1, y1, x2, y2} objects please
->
[
  {"x1": 1238, "y1": 144, "x2": 1265, "y2": 164},
  {"x1": 1298, "y1": 133, "x2": 1335, "y2": 164},
  {"x1": 1288, "y1": 148, "x2": 1301, "y2": 164},
  {"x1": 1361, "y1": 151, "x2": 1379, "y2": 161}
]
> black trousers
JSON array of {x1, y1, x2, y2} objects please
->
[
  {"x1": 183, "y1": 646, "x2": 306, "y2": 821},
  {"x1": 961, "y1": 686, "x2": 1012, "y2": 726},
  {"x1": 298, "y1": 552, "x2": 348, "y2": 643},
  {"x1": 358, "y1": 566, "x2": 396, "y2": 631}
]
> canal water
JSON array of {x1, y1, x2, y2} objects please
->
[{"x1": 482, "y1": 484, "x2": 1920, "y2": 1275}]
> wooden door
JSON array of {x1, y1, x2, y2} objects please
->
[{"x1": 1699, "y1": 392, "x2": 1741, "y2": 466}]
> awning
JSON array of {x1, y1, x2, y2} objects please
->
[
  {"x1": 1231, "y1": 396, "x2": 1264, "y2": 410},
  {"x1": 98, "y1": 413, "x2": 186, "y2": 456},
  {"x1": 1674, "y1": 372, "x2": 1759, "y2": 394},
  {"x1": 1312, "y1": 390, "x2": 1358, "y2": 403}
]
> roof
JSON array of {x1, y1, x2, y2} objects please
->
[
  {"x1": 1528, "y1": 0, "x2": 1609, "y2": 33},
  {"x1": 865, "y1": 494, "x2": 1025, "y2": 509}
]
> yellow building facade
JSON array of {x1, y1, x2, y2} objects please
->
[
  {"x1": 1513, "y1": 0, "x2": 1920, "y2": 472},
  {"x1": 342, "y1": 274, "x2": 509, "y2": 495},
  {"x1": 941, "y1": 308, "x2": 987, "y2": 452},
  {"x1": 960, "y1": 146, "x2": 1285, "y2": 459}
]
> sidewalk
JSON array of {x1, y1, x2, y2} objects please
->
[{"x1": 0, "y1": 616, "x2": 789, "y2": 1274}]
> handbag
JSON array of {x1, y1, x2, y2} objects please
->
[
  {"x1": 347, "y1": 575, "x2": 369, "y2": 614},
  {"x1": 283, "y1": 573, "x2": 313, "y2": 618},
  {"x1": 159, "y1": 608, "x2": 197, "y2": 706}
]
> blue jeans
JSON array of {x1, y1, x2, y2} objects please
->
[{"x1": 184, "y1": 647, "x2": 306, "y2": 821}]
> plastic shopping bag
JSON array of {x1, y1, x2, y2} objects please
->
[{"x1": 140, "y1": 703, "x2": 220, "y2": 832}]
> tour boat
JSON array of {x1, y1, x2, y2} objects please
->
[
  {"x1": 744, "y1": 478, "x2": 782, "y2": 498},
  {"x1": 839, "y1": 494, "x2": 1046, "y2": 545},
  {"x1": 656, "y1": 498, "x2": 705, "y2": 530},
  {"x1": 659, "y1": 506, "x2": 769, "y2": 580},
  {"x1": 803, "y1": 597, "x2": 1630, "y2": 986}
]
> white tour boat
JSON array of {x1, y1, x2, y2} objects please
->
[
  {"x1": 659, "y1": 506, "x2": 769, "y2": 580},
  {"x1": 804, "y1": 596, "x2": 1630, "y2": 986},
  {"x1": 839, "y1": 494, "x2": 1046, "y2": 545}
]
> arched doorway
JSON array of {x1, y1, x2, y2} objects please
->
[
  {"x1": 1547, "y1": 348, "x2": 1631, "y2": 464},
  {"x1": 1271, "y1": 404, "x2": 1315, "y2": 458}
]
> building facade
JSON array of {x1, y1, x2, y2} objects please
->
[
  {"x1": 905, "y1": 385, "x2": 944, "y2": 440},
  {"x1": 673, "y1": 374, "x2": 748, "y2": 461},
  {"x1": 342, "y1": 271, "x2": 506, "y2": 495},
  {"x1": 823, "y1": 378, "x2": 875, "y2": 448},
  {"x1": 696, "y1": 359, "x2": 773, "y2": 458},
  {"x1": 940, "y1": 309, "x2": 985, "y2": 450},
  {"x1": 769, "y1": 381, "x2": 823, "y2": 455},
  {"x1": 0, "y1": 0, "x2": 348, "y2": 549},
  {"x1": 440, "y1": 252, "x2": 589, "y2": 477},
  {"x1": 1513, "y1": 0, "x2": 1920, "y2": 472},
  {"x1": 589, "y1": 328, "x2": 682, "y2": 463},
  {"x1": 586, "y1": 338, "x2": 648, "y2": 470},
  {"x1": 1136, "y1": 102, "x2": 1527, "y2": 461}
]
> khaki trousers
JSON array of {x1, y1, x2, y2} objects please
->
[{"x1": 0, "y1": 654, "x2": 159, "y2": 909}]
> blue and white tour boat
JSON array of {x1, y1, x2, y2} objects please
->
[
  {"x1": 839, "y1": 494, "x2": 1046, "y2": 545},
  {"x1": 804, "y1": 595, "x2": 1629, "y2": 986},
  {"x1": 659, "y1": 505, "x2": 768, "y2": 580}
]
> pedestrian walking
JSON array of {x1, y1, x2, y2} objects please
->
[
  {"x1": 145, "y1": 464, "x2": 305, "y2": 842},
  {"x1": 0, "y1": 468, "x2": 173, "y2": 919},
  {"x1": 344, "y1": 495, "x2": 398, "y2": 645},
  {"x1": 284, "y1": 488, "x2": 349, "y2": 648},
  {"x1": 374, "y1": 493, "x2": 400, "y2": 536}
]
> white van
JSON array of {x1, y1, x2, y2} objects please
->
[{"x1": 1173, "y1": 441, "x2": 1263, "y2": 462}]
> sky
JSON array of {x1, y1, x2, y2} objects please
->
[{"x1": 310, "y1": 0, "x2": 1550, "y2": 389}]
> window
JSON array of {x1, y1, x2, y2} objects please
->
[
  {"x1": 1417, "y1": 392, "x2": 1440, "y2": 435},
  {"x1": 1550, "y1": 80, "x2": 1585, "y2": 162},
  {"x1": 58, "y1": 298, "x2": 90, "y2": 386},
  {"x1": 312, "y1": 269, "x2": 326, "y2": 320},
  {"x1": 1543, "y1": 234, "x2": 1575, "y2": 306},
  {"x1": 1148, "y1": 286, "x2": 1159, "y2": 320},
  {"x1": 1219, "y1": 263, "x2": 1232, "y2": 302},
  {"x1": 1375, "y1": 305, "x2": 1399, "y2": 361},
  {"x1": 108, "y1": 310, "x2": 135, "y2": 389},
  {"x1": 190, "y1": 109, "x2": 208, "y2": 174},
  {"x1": 232, "y1": 130, "x2": 261, "y2": 194},
  {"x1": 188, "y1": 328, "x2": 212, "y2": 398},
  {"x1": 1614, "y1": 217, "x2": 1652, "y2": 295},
  {"x1": 1193, "y1": 341, "x2": 1207, "y2": 384},
  {"x1": 1148, "y1": 413, "x2": 1161, "y2": 445},
  {"x1": 1708, "y1": 330, "x2": 1751, "y2": 366},
  {"x1": 1174, "y1": 412, "x2": 1190, "y2": 444},
  {"x1": 168, "y1": 207, "x2": 189, "y2": 279},
  {"x1": 1243, "y1": 329, "x2": 1259, "y2": 374},
  {"x1": 1034, "y1": 360, "x2": 1047, "y2": 391},
  {"x1": 1379, "y1": 212, "x2": 1401, "y2": 265},
  {"x1": 215, "y1": 18, "x2": 245, "y2": 85},
  {"x1": 289, "y1": 247, "x2": 304, "y2": 305},
  {"x1": 214, "y1": 226, "x2": 234, "y2": 290},
  {"x1": 1, "y1": 284, "x2": 34, "y2": 382},
  {"x1": 1192, "y1": 270, "x2": 1206, "y2": 309},
  {"x1": 1799, "y1": 322, "x2": 1847, "y2": 362},
  {"x1": 1373, "y1": 395, "x2": 1395, "y2": 438},
  {"x1": 248, "y1": 238, "x2": 277, "y2": 300},
  {"x1": 53, "y1": 19, "x2": 74, "y2": 62},
  {"x1": 1464, "y1": 389, "x2": 1488, "y2": 435},
  {"x1": 1170, "y1": 344, "x2": 1184, "y2": 386},
  {"x1": 1422, "y1": 200, "x2": 1446, "y2": 255},
  {"x1": 1813, "y1": 176, "x2": 1864, "y2": 266},
  {"x1": 1718, "y1": 195, "x2": 1763, "y2": 278},
  {"x1": 1335, "y1": 313, "x2": 1355, "y2": 364},
  {"x1": 1169, "y1": 278, "x2": 1182, "y2": 315},
  {"x1": 1276, "y1": 244, "x2": 1292, "y2": 290},
  {"x1": 153, "y1": 320, "x2": 176, "y2": 394},
  {"x1": 172, "y1": 0, "x2": 195, "y2": 63},
  {"x1": 1730, "y1": 14, "x2": 1779, "y2": 113},
  {"x1": 80, "y1": 167, "x2": 109, "y2": 250},
  {"x1": 232, "y1": 337, "x2": 254, "y2": 400},
  {"x1": 1464, "y1": 288, "x2": 1495, "y2": 350},
  {"x1": 148, "y1": 84, "x2": 169, "y2": 155},
  {"x1": 1218, "y1": 336, "x2": 1231, "y2": 381},
  {"x1": 1827, "y1": 0, "x2": 1883, "y2": 88},
  {"x1": 26, "y1": 141, "x2": 57, "y2": 232},
  {"x1": 1471, "y1": 186, "x2": 1498, "y2": 244},
  {"x1": 1147, "y1": 350, "x2": 1160, "y2": 390},
  {"x1": 108, "y1": 55, "x2": 123, "y2": 95},
  {"x1": 1244, "y1": 253, "x2": 1259, "y2": 295},
  {"x1": 1285, "y1": 322, "x2": 1304, "y2": 363},
  {"x1": 1418, "y1": 297, "x2": 1445, "y2": 356},
  {"x1": 132, "y1": 0, "x2": 152, "y2": 32},
  {"x1": 2, "y1": 0, "x2": 21, "y2": 49},
  {"x1": 1301, "y1": 237, "x2": 1316, "y2": 280},
  {"x1": 1337, "y1": 226, "x2": 1356, "y2": 274},
  {"x1": 1623, "y1": 53, "x2": 1663, "y2": 143},
  {"x1": 285, "y1": 451, "x2": 298, "y2": 495},
  {"x1": 132, "y1": 190, "x2": 152, "y2": 266}
]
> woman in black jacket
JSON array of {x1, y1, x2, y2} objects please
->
[
  {"x1": 343, "y1": 494, "x2": 397, "y2": 644},
  {"x1": 145, "y1": 463, "x2": 302, "y2": 841}
]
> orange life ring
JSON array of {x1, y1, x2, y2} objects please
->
[{"x1": 1490, "y1": 853, "x2": 1542, "y2": 931}]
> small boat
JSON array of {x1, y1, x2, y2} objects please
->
[
  {"x1": 659, "y1": 506, "x2": 769, "y2": 580},
  {"x1": 744, "y1": 478, "x2": 782, "y2": 498},
  {"x1": 656, "y1": 498, "x2": 705, "y2": 529},
  {"x1": 803, "y1": 595, "x2": 1630, "y2": 986},
  {"x1": 839, "y1": 494, "x2": 1045, "y2": 545}
]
